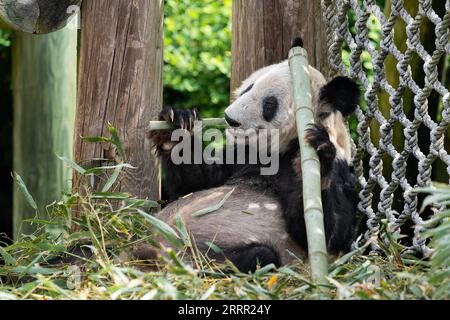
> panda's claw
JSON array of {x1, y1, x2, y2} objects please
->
[
  {"x1": 149, "y1": 107, "x2": 201, "y2": 154},
  {"x1": 304, "y1": 124, "x2": 336, "y2": 164},
  {"x1": 157, "y1": 107, "x2": 201, "y2": 131}
]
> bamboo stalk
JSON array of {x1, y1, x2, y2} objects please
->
[
  {"x1": 148, "y1": 118, "x2": 228, "y2": 131},
  {"x1": 289, "y1": 46, "x2": 328, "y2": 285}
]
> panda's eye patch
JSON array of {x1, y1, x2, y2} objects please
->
[
  {"x1": 240, "y1": 84, "x2": 254, "y2": 96},
  {"x1": 318, "y1": 112, "x2": 331, "y2": 120},
  {"x1": 262, "y1": 96, "x2": 279, "y2": 122}
]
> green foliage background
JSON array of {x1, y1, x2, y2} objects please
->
[{"x1": 163, "y1": 0, "x2": 232, "y2": 117}]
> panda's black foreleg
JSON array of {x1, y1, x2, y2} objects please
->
[
  {"x1": 209, "y1": 244, "x2": 280, "y2": 273},
  {"x1": 304, "y1": 123, "x2": 336, "y2": 177},
  {"x1": 285, "y1": 123, "x2": 357, "y2": 255},
  {"x1": 322, "y1": 162, "x2": 358, "y2": 254},
  {"x1": 149, "y1": 107, "x2": 234, "y2": 201},
  {"x1": 304, "y1": 123, "x2": 358, "y2": 253}
]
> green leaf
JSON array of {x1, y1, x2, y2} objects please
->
[
  {"x1": 107, "y1": 123, "x2": 126, "y2": 160},
  {"x1": 91, "y1": 192, "x2": 131, "y2": 200},
  {"x1": 204, "y1": 241, "x2": 223, "y2": 254},
  {"x1": 191, "y1": 188, "x2": 234, "y2": 217},
  {"x1": 200, "y1": 285, "x2": 216, "y2": 300},
  {"x1": 84, "y1": 163, "x2": 135, "y2": 175},
  {"x1": 0, "y1": 247, "x2": 16, "y2": 266},
  {"x1": 254, "y1": 263, "x2": 276, "y2": 276},
  {"x1": 12, "y1": 172, "x2": 37, "y2": 211},
  {"x1": 81, "y1": 136, "x2": 112, "y2": 143},
  {"x1": 57, "y1": 155, "x2": 87, "y2": 175},
  {"x1": 137, "y1": 209, "x2": 182, "y2": 248},
  {"x1": 175, "y1": 213, "x2": 190, "y2": 246},
  {"x1": 102, "y1": 165, "x2": 123, "y2": 192},
  {"x1": 121, "y1": 198, "x2": 158, "y2": 211},
  {"x1": 11, "y1": 266, "x2": 59, "y2": 276}
]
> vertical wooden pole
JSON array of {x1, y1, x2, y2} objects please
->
[
  {"x1": 74, "y1": 0, "x2": 163, "y2": 201},
  {"x1": 12, "y1": 26, "x2": 77, "y2": 237},
  {"x1": 231, "y1": 0, "x2": 329, "y2": 93}
]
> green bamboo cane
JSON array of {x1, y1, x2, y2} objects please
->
[{"x1": 289, "y1": 46, "x2": 328, "y2": 285}]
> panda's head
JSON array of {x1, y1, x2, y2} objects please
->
[
  {"x1": 224, "y1": 60, "x2": 360, "y2": 161},
  {"x1": 224, "y1": 60, "x2": 327, "y2": 152}
]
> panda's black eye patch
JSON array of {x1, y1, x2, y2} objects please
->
[
  {"x1": 262, "y1": 96, "x2": 279, "y2": 122},
  {"x1": 318, "y1": 112, "x2": 331, "y2": 120},
  {"x1": 240, "y1": 84, "x2": 254, "y2": 96}
]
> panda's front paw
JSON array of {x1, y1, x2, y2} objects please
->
[
  {"x1": 304, "y1": 124, "x2": 336, "y2": 164},
  {"x1": 158, "y1": 107, "x2": 201, "y2": 131},
  {"x1": 149, "y1": 107, "x2": 201, "y2": 154}
]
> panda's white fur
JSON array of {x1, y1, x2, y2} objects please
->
[{"x1": 146, "y1": 59, "x2": 360, "y2": 273}]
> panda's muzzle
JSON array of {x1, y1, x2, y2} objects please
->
[{"x1": 225, "y1": 113, "x2": 241, "y2": 127}]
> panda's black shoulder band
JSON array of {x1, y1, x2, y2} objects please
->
[{"x1": 319, "y1": 76, "x2": 360, "y2": 117}]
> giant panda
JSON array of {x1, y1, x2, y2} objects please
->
[{"x1": 145, "y1": 55, "x2": 360, "y2": 273}]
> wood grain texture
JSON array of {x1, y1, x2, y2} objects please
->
[
  {"x1": 12, "y1": 27, "x2": 77, "y2": 237},
  {"x1": 74, "y1": 0, "x2": 163, "y2": 202},
  {"x1": 231, "y1": 0, "x2": 330, "y2": 94},
  {"x1": 0, "y1": 0, "x2": 81, "y2": 34}
]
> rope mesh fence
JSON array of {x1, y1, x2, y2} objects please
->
[{"x1": 322, "y1": 0, "x2": 450, "y2": 255}]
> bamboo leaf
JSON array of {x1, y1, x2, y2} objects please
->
[
  {"x1": 137, "y1": 209, "x2": 182, "y2": 248},
  {"x1": 0, "y1": 247, "x2": 16, "y2": 266},
  {"x1": 81, "y1": 136, "x2": 112, "y2": 143},
  {"x1": 175, "y1": 213, "x2": 190, "y2": 246},
  {"x1": 191, "y1": 188, "x2": 234, "y2": 217},
  {"x1": 91, "y1": 192, "x2": 131, "y2": 200},
  {"x1": 204, "y1": 241, "x2": 223, "y2": 254},
  {"x1": 254, "y1": 263, "x2": 276, "y2": 276},
  {"x1": 120, "y1": 199, "x2": 158, "y2": 211},
  {"x1": 11, "y1": 266, "x2": 59, "y2": 276},
  {"x1": 102, "y1": 165, "x2": 122, "y2": 192},
  {"x1": 107, "y1": 123, "x2": 126, "y2": 160},
  {"x1": 85, "y1": 163, "x2": 135, "y2": 175},
  {"x1": 57, "y1": 155, "x2": 87, "y2": 175},
  {"x1": 12, "y1": 172, "x2": 37, "y2": 211},
  {"x1": 200, "y1": 285, "x2": 216, "y2": 300}
]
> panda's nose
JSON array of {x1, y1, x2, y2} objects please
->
[{"x1": 225, "y1": 114, "x2": 241, "y2": 127}]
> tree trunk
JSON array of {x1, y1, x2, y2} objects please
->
[
  {"x1": 231, "y1": 0, "x2": 329, "y2": 94},
  {"x1": 12, "y1": 26, "x2": 77, "y2": 237},
  {"x1": 0, "y1": 0, "x2": 81, "y2": 34},
  {"x1": 73, "y1": 0, "x2": 163, "y2": 205}
]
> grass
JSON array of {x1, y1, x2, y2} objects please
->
[{"x1": 0, "y1": 130, "x2": 449, "y2": 300}]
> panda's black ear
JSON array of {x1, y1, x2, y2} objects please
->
[
  {"x1": 291, "y1": 36, "x2": 304, "y2": 49},
  {"x1": 319, "y1": 76, "x2": 360, "y2": 117}
]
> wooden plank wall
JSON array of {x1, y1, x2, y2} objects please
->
[
  {"x1": 74, "y1": 0, "x2": 163, "y2": 203},
  {"x1": 231, "y1": 0, "x2": 329, "y2": 94}
]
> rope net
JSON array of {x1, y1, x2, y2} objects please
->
[{"x1": 322, "y1": 0, "x2": 450, "y2": 255}]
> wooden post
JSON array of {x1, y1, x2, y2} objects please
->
[
  {"x1": 231, "y1": 0, "x2": 329, "y2": 93},
  {"x1": 0, "y1": 0, "x2": 81, "y2": 34},
  {"x1": 74, "y1": 0, "x2": 163, "y2": 202},
  {"x1": 12, "y1": 26, "x2": 77, "y2": 237}
]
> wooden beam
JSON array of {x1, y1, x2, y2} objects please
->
[
  {"x1": 12, "y1": 26, "x2": 77, "y2": 237},
  {"x1": 74, "y1": 0, "x2": 163, "y2": 203},
  {"x1": 0, "y1": 0, "x2": 81, "y2": 34},
  {"x1": 231, "y1": 0, "x2": 329, "y2": 94}
]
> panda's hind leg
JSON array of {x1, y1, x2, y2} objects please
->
[{"x1": 216, "y1": 244, "x2": 280, "y2": 273}]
